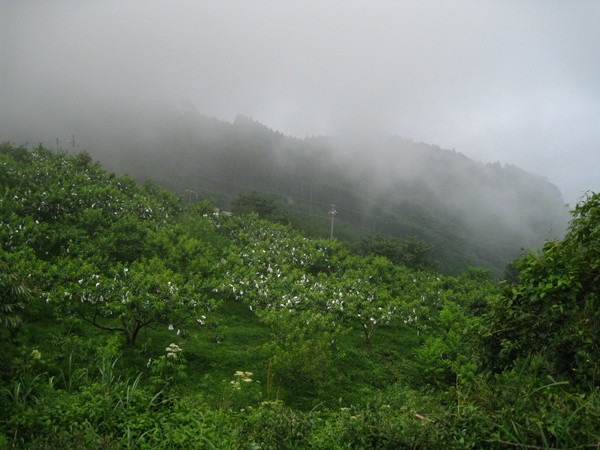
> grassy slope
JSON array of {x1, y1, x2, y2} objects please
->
[{"x1": 27, "y1": 297, "x2": 422, "y2": 412}]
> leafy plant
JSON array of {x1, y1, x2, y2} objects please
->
[
  {"x1": 484, "y1": 192, "x2": 600, "y2": 385},
  {"x1": 0, "y1": 261, "x2": 32, "y2": 334}
]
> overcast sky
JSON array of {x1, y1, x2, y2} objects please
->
[{"x1": 2, "y1": 0, "x2": 599, "y2": 205}]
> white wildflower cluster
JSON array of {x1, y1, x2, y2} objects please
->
[
  {"x1": 230, "y1": 370, "x2": 254, "y2": 390},
  {"x1": 165, "y1": 343, "x2": 182, "y2": 359}
]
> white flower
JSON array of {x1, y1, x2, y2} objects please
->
[
  {"x1": 166, "y1": 343, "x2": 181, "y2": 353},
  {"x1": 168, "y1": 324, "x2": 174, "y2": 330}
]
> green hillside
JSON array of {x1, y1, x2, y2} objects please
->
[
  {"x1": 66, "y1": 109, "x2": 569, "y2": 276},
  {"x1": 1, "y1": 143, "x2": 598, "y2": 448}
]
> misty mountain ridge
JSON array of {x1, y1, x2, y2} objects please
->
[{"x1": 3, "y1": 101, "x2": 569, "y2": 275}]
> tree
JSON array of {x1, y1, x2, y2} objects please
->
[
  {"x1": 358, "y1": 234, "x2": 435, "y2": 271},
  {"x1": 398, "y1": 236, "x2": 435, "y2": 271},
  {"x1": 484, "y1": 192, "x2": 600, "y2": 384},
  {"x1": 357, "y1": 234, "x2": 403, "y2": 263},
  {"x1": 230, "y1": 192, "x2": 292, "y2": 225},
  {"x1": 59, "y1": 257, "x2": 216, "y2": 345},
  {"x1": 331, "y1": 255, "x2": 406, "y2": 344},
  {"x1": 231, "y1": 192, "x2": 279, "y2": 218}
]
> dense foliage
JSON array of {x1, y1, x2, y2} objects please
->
[
  {"x1": 0, "y1": 144, "x2": 597, "y2": 448},
  {"x1": 485, "y1": 192, "x2": 600, "y2": 384},
  {"x1": 38, "y1": 108, "x2": 569, "y2": 275}
]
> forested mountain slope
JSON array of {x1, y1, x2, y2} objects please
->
[{"x1": 5, "y1": 101, "x2": 569, "y2": 274}]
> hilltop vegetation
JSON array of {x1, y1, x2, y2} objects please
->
[
  {"x1": 0, "y1": 143, "x2": 598, "y2": 448},
  {"x1": 26, "y1": 105, "x2": 570, "y2": 275}
]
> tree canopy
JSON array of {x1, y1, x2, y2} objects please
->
[{"x1": 484, "y1": 192, "x2": 600, "y2": 384}]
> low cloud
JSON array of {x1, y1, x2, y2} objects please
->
[{"x1": 2, "y1": 0, "x2": 599, "y2": 204}]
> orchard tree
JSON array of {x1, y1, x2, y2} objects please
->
[
  {"x1": 58, "y1": 257, "x2": 218, "y2": 345},
  {"x1": 329, "y1": 255, "x2": 406, "y2": 344}
]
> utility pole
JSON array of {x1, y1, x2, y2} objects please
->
[
  {"x1": 329, "y1": 204, "x2": 338, "y2": 240},
  {"x1": 185, "y1": 188, "x2": 198, "y2": 204}
]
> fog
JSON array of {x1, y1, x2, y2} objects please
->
[{"x1": 1, "y1": 0, "x2": 599, "y2": 205}]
